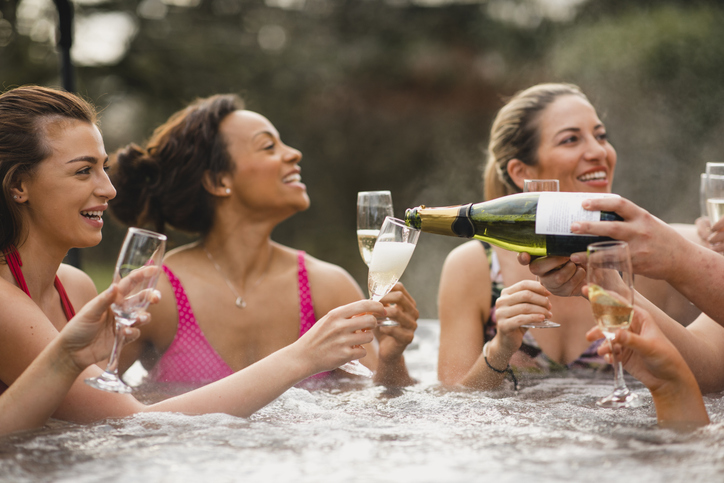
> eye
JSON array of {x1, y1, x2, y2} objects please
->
[
  {"x1": 103, "y1": 164, "x2": 110, "y2": 172},
  {"x1": 560, "y1": 135, "x2": 578, "y2": 145},
  {"x1": 596, "y1": 132, "x2": 608, "y2": 142},
  {"x1": 76, "y1": 166, "x2": 91, "y2": 176},
  {"x1": 263, "y1": 143, "x2": 275, "y2": 151}
]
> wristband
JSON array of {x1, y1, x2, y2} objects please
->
[{"x1": 483, "y1": 341, "x2": 518, "y2": 391}]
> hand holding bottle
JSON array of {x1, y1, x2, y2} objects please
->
[{"x1": 518, "y1": 253, "x2": 588, "y2": 298}]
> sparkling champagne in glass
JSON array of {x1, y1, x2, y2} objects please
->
[
  {"x1": 357, "y1": 190, "x2": 398, "y2": 327},
  {"x1": 520, "y1": 179, "x2": 560, "y2": 329},
  {"x1": 337, "y1": 217, "x2": 419, "y2": 377},
  {"x1": 85, "y1": 228, "x2": 166, "y2": 393},
  {"x1": 587, "y1": 240, "x2": 641, "y2": 408},
  {"x1": 357, "y1": 191, "x2": 394, "y2": 267}
]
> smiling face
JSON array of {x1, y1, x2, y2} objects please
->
[
  {"x1": 219, "y1": 110, "x2": 309, "y2": 218},
  {"x1": 528, "y1": 95, "x2": 616, "y2": 193},
  {"x1": 17, "y1": 119, "x2": 116, "y2": 250}
]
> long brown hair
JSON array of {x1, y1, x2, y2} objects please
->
[
  {"x1": 483, "y1": 83, "x2": 588, "y2": 200},
  {"x1": 110, "y1": 94, "x2": 244, "y2": 235},
  {"x1": 0, "y1": 85, "x2": 98, "y2": 252}
]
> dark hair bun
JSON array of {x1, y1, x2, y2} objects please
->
[{"x1": 109, "y1": 143, "x2": 162, "y2": 229}]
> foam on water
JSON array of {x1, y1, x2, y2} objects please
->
[{"x1": 2, "y1": 321, "x2": 724, "y2": 483}]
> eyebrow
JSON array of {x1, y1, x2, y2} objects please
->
[
  {"x1": 66, "y1": 156, "x2": 109, "y2": 165},
  {"x1": 554, "y1": 124, "x2": 604, "y2": 137},
  {"x1": 251, "y1": 131, "x2": 276, "y2": 142}
]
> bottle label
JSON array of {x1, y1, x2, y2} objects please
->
[{"x1": 535, "y1": 192, "x2": 619, "y2": 236}]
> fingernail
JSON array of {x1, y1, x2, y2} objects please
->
[{"x1": 570, "y1": 222, "x2": 581, "y2": 233}]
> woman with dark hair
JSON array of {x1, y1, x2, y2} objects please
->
[
  {"x1": 111, "y1": 94, "x2": 418, "y2": 388},
  {"x1": 437, "y1": 83, "x2": 701, "y2": 390},
  {"x1": 0, "y1": 85, "x2": 385, "y2": 424}
]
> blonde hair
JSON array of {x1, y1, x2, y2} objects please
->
[{"x1": 483, "y1": 83, "x2": 588, "y2": 200}]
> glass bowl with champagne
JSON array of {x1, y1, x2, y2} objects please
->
[{"x1": 586, "y1": 240, "x2": 643, "y2": 408}]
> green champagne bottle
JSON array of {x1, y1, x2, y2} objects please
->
[{"x1": 404, "y1": 192, "x2": 622, "y2": 257}]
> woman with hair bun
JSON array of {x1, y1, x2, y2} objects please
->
[
  {"x1": 111, "y1": 94, "x2": 418, "y2": 388},
  {"x1": 0, "y1": 85, "x2": 385, "y2": 426}
]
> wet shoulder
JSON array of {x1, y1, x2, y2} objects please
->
[
  {"x1": 303, "y1": 252, "x2": 364, "y2": 309},
  {"x1": 57, "y1": 263, "x2": 98, "y2": 309},
  {"x1": 442, "y1": 240, "x2": 491, "y2": 282}
]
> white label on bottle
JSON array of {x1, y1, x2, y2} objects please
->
[{"x1": 535, "y1": 192, "x2": 619, "y2": 236}]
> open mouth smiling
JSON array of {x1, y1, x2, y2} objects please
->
[{"x1": 81, "y1": 210, "x2": 103, "y2": 221}]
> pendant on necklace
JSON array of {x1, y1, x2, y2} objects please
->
[{"x1": 235, "y1": 297, "x2": 247, "y2": 309}]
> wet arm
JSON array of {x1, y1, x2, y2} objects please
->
[
  {"x1": 438, "y1": 242, "x2": 507, "y2": 389},
  {"x1": 0, "y1": 336, "x2": 87, "y2": 435},
  {"x1": 309, "y1": 260, "x2": 415, "y2": 386},
  {"x1": 633, "y1": 293, "x2": 724, "y2": 394}
]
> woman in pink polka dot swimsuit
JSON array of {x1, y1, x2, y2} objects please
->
[
  {"x1": 0, "y1": 85, "x2": 385, "y2": 426},
  {"x1": 110, "y1": 94, "x2": 419, "y2": 390}
]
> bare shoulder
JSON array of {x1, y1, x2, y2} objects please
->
[
  {"x1": 441, "y1": 240, "x2": 490, "y2": 284},
  {"x1": 303, "y1": 251, "x2": 364, "y2": 312},
  {"x1": 439, "y1": 240, "x2": 492, "y2": 315},
  {"x1": 56, "y1": 263, "x2": 98, "y2": 309}
]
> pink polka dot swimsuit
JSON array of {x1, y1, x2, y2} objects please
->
[{"x1": 148, "y1": 251, "x2": 317, "y2": 384}]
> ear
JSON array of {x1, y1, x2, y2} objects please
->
[
  {"x1": 506, "y1": 159, "x2": 536, "y2": 192},
  {"x1": 201, "y1": 171, "x2": 232, "y2": 197},
  {"x1": 9, "y1": 176, "x2": 29, "y2": 203}
]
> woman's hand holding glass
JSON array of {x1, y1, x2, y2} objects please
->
[
  {"x1": 494, "y1": 280, "x2": 553, "y2": 351},
  {"x1": 520, "y1": 179, "x2": 560, "y2": 328},
  {"x1": 338, "y1": 216, "x2": 420, "y2": 377},
  {"x1": 86, "y1": 227, "x2": 166, "y2": 393},
  {"x1": 295, "y1": 300, "x2": 385, "y2": 375},
  {"x1": 357, "y1": 190, "x2": 400, "y2": 327}
]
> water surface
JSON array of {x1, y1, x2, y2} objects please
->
[{"x1": 2, "y1": 320, "x2": 723, "y2": 482}]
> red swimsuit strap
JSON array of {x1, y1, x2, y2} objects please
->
[
  {"x1": 3, "y1": 245, "x2": 76, "y2": 320},
  {"x1": 3, "y1": 245, "x2": 30, "y2": 295},
  {"x1": 54, "y1": 276, "x2": 76, "y2": 319}
]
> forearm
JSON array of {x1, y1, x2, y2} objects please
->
[
  {"x1": 650, "y1": 375, "x2": 709, "y2": 430},
  {"x1": 458, "y1": 337, "x2": 517, "y2": 390},
  {"x1": 145, "y1": 344, "x2": 313, "y2": 418},
  {"x1": 635, "y1": 293, "x2": 724, "y2": 393},
  {"x1": 374, "y1": 355, "x2": 415, "y2": 387},
  {"x1": 665, "y1": 243, "x2": 724, "y2": 326},
  {"x1": 0, "y1": 338, "x2": 82, "y2": 435}
]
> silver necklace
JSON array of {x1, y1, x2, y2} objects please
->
[{"x1": 202, "y1": 244, "x2": 272, "y2": 309}]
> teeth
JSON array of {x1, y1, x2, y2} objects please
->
[
  {"x1": 578, "y1": 171, "x2": 607, "y2": 182},
  {"x1": 283, "y1": 173, "x2": 301, "y2": 183},
  {"x1": 81, "y1": 210, "x2": 103, "y2": 219}
]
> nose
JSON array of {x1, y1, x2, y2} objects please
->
[
  {"x1": 97, "y1": 168, "x2": 117, "y2": 201},
  {"x1": 583, "y1": 135, "x2": 608, "y2": 162},
  {"x1": 283, "y1": 144, "x2": 302, "y2": 164}
]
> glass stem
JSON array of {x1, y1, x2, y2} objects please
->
[
  {"x1": 103, "y1": 319, "x2": 126, "y2": 377},
  {"x1": 607, "y1": 337, "x2": 629, "y2": 396}
]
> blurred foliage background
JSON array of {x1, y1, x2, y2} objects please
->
[{"x1": 1, "y1": 0, "x2": 722, "y2": 318}]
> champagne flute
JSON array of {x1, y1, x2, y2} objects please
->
[
  {"x1": 357, "y1": 190, "x2": 399, "y2": 327},
  {"x1": 700, "y1": 173, "x2": 710, "y2": 220},
  {"x1": 338, "y1": 191, "x2": 393, "y2": 378},
  {"x1": 367, "y1": 217, "x2": 419, "y2": 308},
  {"x1": 521, "y1": 179, "x2": 561, "y2": 329},
  {"x1": 86, "y1": 228, "x2": 166, "y2": 393},
  {"x1": 357, "y1": 190, "x2": 394, "y2": 266},
  {"x1": 338, "y1": 217, "x2": 419, "y2": 377},
  {"x1": 586, "y1": 241, "x2": 641, "y2": 408}
]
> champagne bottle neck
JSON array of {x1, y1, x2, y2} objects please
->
[{"x1": 405, "y1": 204, "x2": 474, "y2": 238}]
